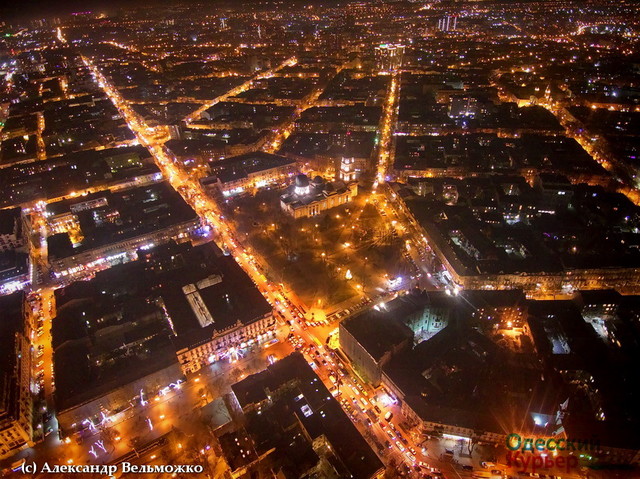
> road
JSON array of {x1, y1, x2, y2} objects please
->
[
  {"x1": 12, "y1": 35, "x2": 564, "y2": 479},
  {"x1": 184, "y1": 57, "x2": 298, "y2": 126},
  {"x1": 73, "y1": 50, "x2": 473, "y2": 477},
  {"x1": 376, "y1": 72, "x2": 400, "y2": 184}
]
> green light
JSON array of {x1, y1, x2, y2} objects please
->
[{"x1": 4, "y1": 33, "x2": 11, "y2": 37}]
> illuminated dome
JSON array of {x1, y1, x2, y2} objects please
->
[
  {"x1": 294, "y1": 174, "x2": 310, "y2": 196},
  {"x1": 294, "y1": 174, "x2": 309, "y2": 188}
]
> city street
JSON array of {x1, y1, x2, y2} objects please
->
[{"x1": 3, "y1": 16, "x2": 634, "y2": 478}]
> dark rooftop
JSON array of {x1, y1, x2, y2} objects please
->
[
  {"x1": 208, "y1": 151, "x2": 296, "y2": 185},
  {"x1": 231, "y1": 352, "x2": 384, "y2": 479},
  {"x1": 340, "y1": 298, "x2": 415, "y2": 362},
  {"x1": 46, "y1": 181, "x2": 198, "y2": 261}
]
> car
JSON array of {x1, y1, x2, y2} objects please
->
[{"x1": 373, "y1": 405, "x2": 382, "y2": 414}]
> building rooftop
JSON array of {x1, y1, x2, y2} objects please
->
[
  {"x1": 50, "y1": 240, "x2": 268, "y2": 410},
  {"x1": 0, "y1": 250, "x2": 29, "y2": 284},
  {"x1": 158, "y1": 245, "x2": 272, "y2": 351},
  {"x1": 208, "y1": 151, "x2": 295, "y2": 185},
  {"x1": 52, "y1": 274, "x2": 178, "y2": 412},
  {"x1": 340, "y1": 299, "x2": 415, "y2": 362},
  {"x1": 231, "y1": 352, "x2": 384, "y2": 479},
  {"x1": 46, "y1": 181, "x2": 198, "y2": 261},
  {"x1": 0, "y1": 292, "x2": 25, "y2": 422},
  {"x1": 402, "y1": 176, "x2": 640, "y2": 276},
  {"x1": 0, "y1": 145, "x2": 159, "y2": 207},
  {"x1": 394, "y1": 133, "x2": 607, "y2": 180},
  {"x1": 0, "y1": 207, "x2": 20, "y2": 236},
  {"x1": 384, "y1": 323, "x2": 560, "y2": 437},
  {"x1": 280, "y1": 174, "x2": 351, "y2": 208}
]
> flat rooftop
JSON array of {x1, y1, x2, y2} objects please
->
[
  {"x1": 383, "y1": 324, "x2": 557, "y2": 436},
  {"x1": 52, "y1": 273, "x2": 178, "y2": 411},
  {"x1": 403, "y1": 176, "x2": 640, "y2": 276},
  {"x1": 208, "y1": 151, "x2": 295, "y2": 184},
  {"x1": 0, "y1": 145, "x2": 158, "y2": 207},
  {"x1": 0, "y1": 292, "x2": 25, "y2": 421},
  {"x1": 340, "y1": 300, "x2": 415, "y2": 362},
  {"x1": 46, "y1": 181, "x2": 198, "y2": 261},
  {"x1": 231, "y1": 352, "x2": 384, "y2": 479},
  {"x1": 160, "y1": 248, "x2": 272, "y2": 351}
]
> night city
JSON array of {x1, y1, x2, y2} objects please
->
[{"x1": 0, "y1": 0, "x2": 639, "y2": 478}]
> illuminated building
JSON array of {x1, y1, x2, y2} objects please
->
[
  {"x1": 204, "y1": 152, "x2": 296, "y2": 197},
  {"x1": 375, "y1": 44, "x2": 405, "y2": 73},
  {"x1": 339, "y1": 304, "x2": 414, "y2": 386},
  {"x1": 448, "y1": 96, "x2": 478, "y2": 118},
  {"x1": 381, "y1": 322, "x2": 563, "y2": 447},
  {"x1": 0, "y1": 208, "x2": 29, "y2": 295},
  {"x1": 0, "y1": 146, "x2": 160, "y2": 208},
  {"x1": 280, "y1": 174, "x2": 357, "y2": 219},
  {"x1": 45, "y1": 182, "x2": 200, "y2": 278},
  {"x1": 51, "y1": 240, "x2": 274, "y2": 433},
  {"x1": 0, "y1": 251, "x2": 29, "y2": 295},
  {"x1": 227, "y1": 352, "x2": 385, "y2": 478},
  {"x1": 381, "y1": 327, "x2": 511, "y2": 445},
  {"x1": 400, "y1": 177, "x2": 640, "y2": 297},
  {"x1": 278, "y1": 131, "x2": 377, "y2": 178},
  {"x1": 338, "y1": 290, "x2": 526, "y2": 385},
  {"x1": 51, "y1": 265, "x2": 183, "y2": 433},
  {"x1": 339, "y1": 157, "x2": 357, "y2": 182},
  {"x1": 52, "y1": 242, "x2": 264, "y2": 432},
  {"x1": 0, "y1": 292, "x2": 33, "y2": 460},
  {"x1": 438, "y1": 15, "x2": 457, "y2": 32},
  {"x1": 158, "y1": 242, "x2": 276, "y2": 375},
  {"x1": 526, "y1": 298, "x2": 640, "y2": 465},
  {"x1": 247, "y1": 55, "x2": 271, "y2": 73}
]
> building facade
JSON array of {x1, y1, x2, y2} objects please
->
[
  {"x1": 280, "y1": 174, "x2": 358, "y2": 219},
  {"x1": 48, "y1": 219, "x2": 200, "y2": 278},
  {"x1": 0, "y1": 208, "x2": 23, "y2": 253},
  {"x1": 174, "y1": 311, "x2": 276, "y2": 375},
  {"x1": 205, "y1": 152, "x2": 297, "y2": 197},
  {"x1": 0, "y1": 292, "x2": 33, "y2": 460}
]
